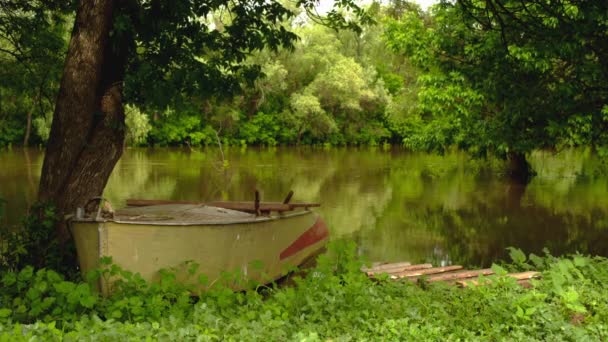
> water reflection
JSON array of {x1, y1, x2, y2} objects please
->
[{"x1": 1, "y1": 147, "x2": 607, "y2": 267}]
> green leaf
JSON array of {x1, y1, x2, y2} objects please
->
[
  {"x1": 0, "y1": 308, "x2": 12, "y2": 318},
  {"x1": 250, "y1": 260, "x2": 264, "y2": 270},
  {"x1": 198, "y1": 274, "x2": 209, "y2": 286},
  {"x1": 573, "y1": 256, "x2": 588, "y2": 267},
  {"x1": 40, "y1": 297, "x2": 56, "y2": 309},
  {"x1": 36, "y1": 280, "x2": 48, "y2": 293},
  {"x1": 2, "y1": 272, "x2": 17, "y2": 287},
  {"x1": 17, "y1": 266, "x2": 34, "y2": 282},
  {"x1": 79, "y1": 295, "x2": 96, "y2": 309},
  {"x1": 99, "y1": 256, "x2": 113, "y2": 265},
  {"x1": 529, "y1": 254, "x2": 544, "y2": 269},
  {"x1": 187, "y1": 262, "x2": 199, "y2": 276},
  {"x1": 491, "y1": 264, "x2": 508, "y2": 276},
  {"x1": 111, "y1": 310, "x2": 123, "y2": 319},
  {"x1": 507, "y1": 247, "x2": 527, "y2": 265}
]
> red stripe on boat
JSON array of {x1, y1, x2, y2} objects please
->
[{"x1": 280, "y1": 217, "x2": 329, "y2": 260}]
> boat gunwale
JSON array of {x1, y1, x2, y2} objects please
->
[{"x1": 71, "y1": 208, "x2": 313, "y2": 226}]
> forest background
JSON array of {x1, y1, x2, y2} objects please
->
[{"x1": 2, "y1": 0, "x2": 607, "y2": 178}]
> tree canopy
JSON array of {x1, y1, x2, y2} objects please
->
[{"x1": 384, "y1": 0, "x2": 608, "y2": 179}]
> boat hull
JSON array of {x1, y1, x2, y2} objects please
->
[{"x1": 71, "y1": 210, "x2": 328, "y2": 294}]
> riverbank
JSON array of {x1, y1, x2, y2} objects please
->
[{"x1": 1, "y1": 242, "x2": 607, "y2": 340}]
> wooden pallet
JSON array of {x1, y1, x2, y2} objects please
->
[{"x1": 362, "y1": 261, "x2": 540, "y2": 287}]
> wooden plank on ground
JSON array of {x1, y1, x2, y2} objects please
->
[
  {"x1": 425, "y1": 268, "x2": 494, "y2": 283},
  {"x1": 391, "y1": 265, "x2": 463, "y2": 279},
  {"x1": 457, "y1": 271, "x2": 540, "y2": 287},
  {"x1": 361, "y1": 261, "x2": 412, "y2": 272},
  {"x1": 367, "y1": 263, "x2": 433, "y2": 277},
  {"x1": 508, "y1": 271, "x2": 541, "y2": 280}
]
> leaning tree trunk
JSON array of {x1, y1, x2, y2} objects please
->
[{"x1": 38, "y1": 0, "x2": 128, "y2": 265}]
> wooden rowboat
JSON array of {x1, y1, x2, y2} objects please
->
[{"x1": 70, "y1": 196, "x2": 328, "y2": 294}]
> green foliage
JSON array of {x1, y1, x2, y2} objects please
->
[
  {"x1": 2, "y1": 242, "x2": 608, "y2": 339},
  {"x1": 1, "y1": 0, "x2": 373, "y2": 148},
  {"x1": 286, "y1": 93, "x2": 336, "y2": 143},
  {"x1": 145, "y1": 15, "x2": 399, "y2": 147},
  {"x1": 149, "y1": 109, "x2": 216, "y2": 147},
  {"x1": 32, "y1": 112, "x2": 52, "y2": 143},
  {"x1": 0, "y1": 1, "x2": 69, "y2": 146},
  {"x1": 124, "y1": 105, "x2": 151, "y2": 146},
  {"x1": 0, "y1": 118, "x2": 23, "y2": 148},
  {"x1": 238, "y1": 112, "x2": 281, "y2": 146},
  {"x1": 0, "y1": 202, "x2": 75, "y2": 276},
  {"x1": 0, "y1": 267, "x2": 97, "y2": 324},
  {"x1": 384, "y1": 0, "x2": 608, "y2": 160},
  {"x1": 119, "y1": 0, "x2": 371, "y2": 113},
  {"x1": 3, "y1": 0, "x2": 607, "y2": 155},
  {"x1": 92, "y1": 258, "x2": 196, "y2": 322}
]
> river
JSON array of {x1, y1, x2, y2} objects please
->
[{"x1": 1, "y1": 147, "x2": 607, "y2": 267}]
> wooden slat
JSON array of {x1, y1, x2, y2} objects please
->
[
  {"x1": 391, "y1": 265, "x2": 463, "y2": 279},
  {"x1": 126, "y1": 199, "x2": 320, "y2": 213},
  {"x1": 361, "y1": 261, "x2": 412, "y2": 272},
  {"x1": 457, "y1": 271, "x2": 541, "y2": 287},
  {"x1": 509, "y1": 271, "x2": 540, "y2": 280},
  {"x1": 426, "y1": 268, "x2": 494, "y2": 283},
  {"x1": 127, "y1": 199, "x2": 200, "y2": 206},
  {"x1": 360, "y1": 259, "x2": 540, "y2": 290},
  {"x1": 208, "y1": 201, "x2": 291, "y2": 212},
  {"x1": 381, "y1": 263, "x2": 433, "y2": 275},
  {"x1": 367, "y1": 263, "x2": 433, "y2": 277},
  {"x1": 507, "y1": 271, "x2": 541, "y2": 282}
]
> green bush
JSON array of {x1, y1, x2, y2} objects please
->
[
  {"x1": 0, "y1": 267, "x2": 96, "y2": 324},
  {"x1": 238, "y1": 112, "x2": 281, "y2": 146},
  {"x1": 124, "y1": 105, "x2": 152, "y2": 146},
  {"x1": 0, "y1": 202, "x2": 76, "y2": 275}
]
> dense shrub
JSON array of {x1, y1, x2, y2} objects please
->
[{"x1": 0, "y1": 202, "x2": 76, "y2": 276}]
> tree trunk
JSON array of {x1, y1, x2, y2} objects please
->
[
  {"x1": 23, "y1": 110, "x2": 32, "y2": 147},
  {"x1": 506, "y1": 152, "x2": 534, "y2": 184},
  {"x1": 38, "y1": 0, "x2": 127, "y2": 256}
]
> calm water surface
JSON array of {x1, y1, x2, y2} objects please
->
[{"x1": 1, "y1": 147, "x2": 607, "y2": 267}]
